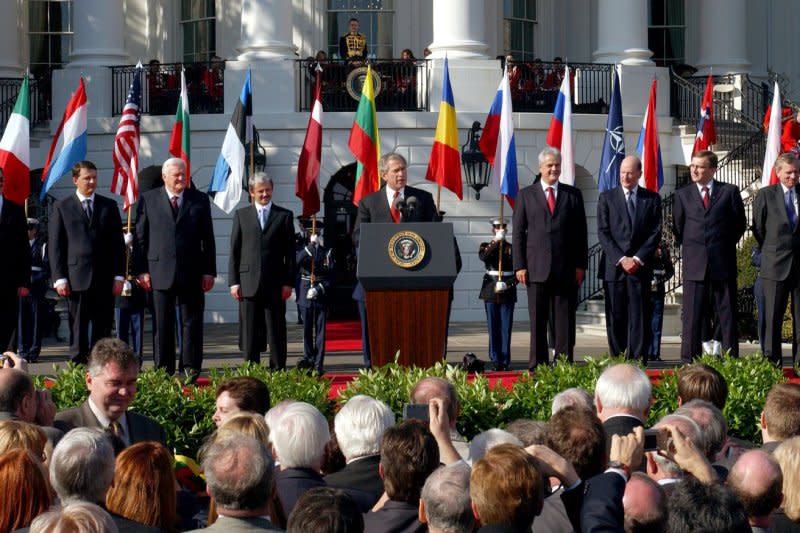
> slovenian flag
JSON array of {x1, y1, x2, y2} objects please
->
[
  {"x1": 479, "y1": 65, "x2": 518, "y2": 205},
  {"x1": 636, "y1": 79, "x2": 663, "y2": 192},
  {"x1": 546, "y1": 65, "x2": 574, "y2": 185},
  {"x1": 209, "y1": 71, "x2": 252, "y2": 213},
  {"x1": 41, "y1": 77, "x2": 88, "y2": 200},
  {"x1": 424, "y1": 57, "x2": 462, "y2": 200}
]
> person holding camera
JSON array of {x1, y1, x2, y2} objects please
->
[{"x1": 478, "y1": 218, "x2": 517, "y2": 371}]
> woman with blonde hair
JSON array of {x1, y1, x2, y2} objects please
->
[
  {"x1": 0, "y1": 419, "x2": 48, "y2": 461},
  {"x1": 105, "y1": 441, "x2": 178, "y2": 533},
  {"x1": 30, "y1": 502, "x2": 118, "y2": 533},
  {"x1": 0, "y1": 448, "x2": 53, "y2": 531},
  {"x1": 773, "y1": 436, "x2": 800, "y2": 531}
]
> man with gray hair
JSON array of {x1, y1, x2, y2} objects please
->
[
  {"x1": 512, "y1": 147, "x2": 588, "y2": 368},
  {"x1": 351, "y1": 152, "x2": 437, "y2": 367},
  {"x1": 135, "y1": 157, "x2": 216, "y2": 378},
  {"x1": 324, "y1": 394, "x2": 395, "y2": 500},
  {"x1": 551, "y1": 387, "x2": 595, "y2": 415},
  {"x1": 228, "y1": 171, "x2": 295, "y2": 368},
  {"x1": 49, "y1": 427, "x2": 160, "y2": 532},
  {"x1": 55, "y1": 338, "x2": 165, "y2": 445},
  {"x1": 645, "y1": 413, "x2": 705, "y2": 491},
  {"x1": 188, "y1": 435, "x2": 282, "y2": 532},
  {"x1": 594, "y1": 363, "x2": 652, "y2": 452},
  {"x1": 419, "y1": 463, "x2": 474, "y2": 533},
  {"x1": 410, "y1": 376, "x2": 470, "y2": 458}
]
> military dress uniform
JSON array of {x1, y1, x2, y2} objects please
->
[
  {"x1": 647, "y1": 242, "x2": 674, "y2": 360},
  {"x1": 479, "y1": 223, "x2": 517, "y2": 370},
  {"x1": 296, "y1": 239, "x2": 335, "y2": 374},
  {"x1": 18, "y1": 219, "x2": 50, "y2": 361}
]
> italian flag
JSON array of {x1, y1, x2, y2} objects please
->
[
  {"x1": 0, "y1": 76, "x2": 30, "y2": 205},
  {"x1": 349, "y1": 66, "x2": 380, "y2": 206},
  {"x1": 169, "y1": 69, "x2": 191, "y2": 184}
]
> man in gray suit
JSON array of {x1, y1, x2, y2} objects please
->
[
  {"x1": 55, "y1": 337, "x2": 165, "y2": 446},
  {"x1": 753, "y1": 153, "x2": 800, "y2": 369},
  {"x1": 228, "y1": 172, "x2": 295, "y2": 368},
  {"x1": 188, "y1": 435, "x2": 282, "y2": 532}
]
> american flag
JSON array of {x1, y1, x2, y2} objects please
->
[{"x1": 111, "y1": 63, "x2": 142, "y2": 211}]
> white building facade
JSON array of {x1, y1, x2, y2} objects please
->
[{"x1": 0, "y1": 0, "x2": 796, "y2": 326}]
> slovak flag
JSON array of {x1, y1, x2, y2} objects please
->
[
  {"x1": 546, "y1": 65, "x2": 574, "y2": 185},
  {"x1": 41, "y1": 77, "x2": 88, "y2": 200},
  {"x1": 479, "y1": 65, "x2": 518, "y2": 205},
  {"x1": 636, "y1": 79, "x2": 663, "y2": 192},
  {"x1": 692, "y1": 74, "x2": 716, "y2": 155}
]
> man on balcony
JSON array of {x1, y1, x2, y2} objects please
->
[
  {"x1": 672, "y1": 150, "x2": 746, "y2": 362},
  {"x1": 339, "y1": 17, "x2": 368, "y2": 64}
]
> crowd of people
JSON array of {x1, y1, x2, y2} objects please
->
[{"x1": 3, "y1": 336, "x2": 800, "y2": 532}]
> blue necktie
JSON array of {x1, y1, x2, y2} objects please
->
[{"x1": 786, "y1": 189, "x2": 797, "y2": 230}]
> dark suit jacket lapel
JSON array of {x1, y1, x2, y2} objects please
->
[
  {"x1": 615, "y1": 187, "x2": 633, "y2": 232},
  {"x1": 158, "y1": 188, "x2": 177, "y2": 225},
  {"x1": 707, "y1": 180, "x2": 722, "y2": 210},
  {"x1": 70, "y1": 195, "x2": 92, "y2": 230},
  {"x1": 375, "y1": 188, "x2": 392, "y2": 221},
  {"x1": 532, "y1": 184, "x2": 549, "y2": 216}
]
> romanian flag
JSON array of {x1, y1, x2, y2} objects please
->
[
  {"x1": 169, "y1": 69, "x2": 191, "y2": 184},
  {"x1": 349, "y1": 66, "x2": 380, "y2": 206},
  {"x1": 424, "y1": 57, "x2": 462, "y2": 200}
]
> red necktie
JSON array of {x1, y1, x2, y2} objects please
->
[
  {"x1": 702, "y1": 186, "x2": 709, "y2": 209},
  {"x1": 546, "y1": 187, "x2": 555, "y2": 215},
  {"x1": 171, "y1": 196, "x2": 179, "y2": 218},
  {"x1": 390, "y1": 190, "x2": 400, "y2": 223}
]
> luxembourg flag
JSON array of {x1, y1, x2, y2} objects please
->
[
  {"x1": 478, "y1": 66, "x2": 518, "y2": 205},
  {"x1": 545, "y1": 65, "x2": 574, "y2": 185},
  {"x1": 636, "y1": 79, "x2": 663, "y2": 192},
  {"x1": 40, "y1": 78, "x2": 88, "y2": 200}
]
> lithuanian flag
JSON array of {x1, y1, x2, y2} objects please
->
[
  {"x1": 349, "y1": 66, "x2": 380, "y2": 206},
  {"x1": 425, "y1": 57, "x2": 462, "y2": 200}
]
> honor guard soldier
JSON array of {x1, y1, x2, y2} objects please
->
[
  {"x1": 18, "y1": 218, "x2": 50, "y2": 362},
  {"x1": 339, "y1": 17, "x2": 368, "y2": 63},
  {"x1": 647, "y1": 241, "x2": 674, "y2": 362},
  {"x1": 479, "y1": 218, "x2": 517, "y2": 371},
  {"x1": 296, "y1": 218, "x2": 335, "y2": 374}
]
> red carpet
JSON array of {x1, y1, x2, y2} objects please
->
[{"x1": 324, "y1": 319, "x2": 363, "y2": 352}]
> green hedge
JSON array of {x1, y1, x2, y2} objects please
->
[{"x1": 35, "y1": 355, "x2": 785, "y2": 457}]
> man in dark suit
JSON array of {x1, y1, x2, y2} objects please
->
[
  {"x1": 48, "y1": 161, "x2": 125, "y2": 363},
  {"x1": 352, "y1": 152, "x2": 437, "y2": 366},
  {"x1": 597, "y1": 155, "x2": 662, "y2": 361},
  {"x1": 55, "y1": 337, "x2": 165, "y2": 446},
  {"x1": 229, "y1": 173, "x2": 295, "y2": 369},
  {"x1": 672, "y1": 150, "x2": 746, "y2": 362},
  {"x1": 135, "y1": 157, "x2": 216, "y2": 377},
  {"x1": 0, "y1": 168, "x2": 30, "y2": 352},
  {"x1": 752, "y1": 153, "x2": 800, "y2": 368},
  {"x1": 512, "y1": 147, "x2": 588, "y2": 369}
]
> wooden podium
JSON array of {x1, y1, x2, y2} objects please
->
[{"x1": 357, "y1": 222, "x2": 457, "y2": 367}]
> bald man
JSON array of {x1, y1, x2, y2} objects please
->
[
  {"x1": 623, "y1": 472, "x2": 668, "y2": 533},
  {"x1": 727, "y1": 450, "x2": 783, "y2": 531}
]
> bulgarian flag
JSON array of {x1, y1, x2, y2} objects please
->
[
  {"x1": 169, "y1": 69, "x2": 191, "y2": 184},
  {"x1": 0, "y1": 76, "x2": 30, "y2": 205},
  {"x1": 349, "y1": 66, "x2": 380, "y2": 206}
]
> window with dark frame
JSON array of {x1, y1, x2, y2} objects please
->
[
  {"x1": 503, "y1": 0, "x2": 537, "y2": 61},
  {"x1": 648, "y1": 0, "x2": 685, "y2": 67},
  {"x1": 28, "y1": 0, "x2": 73, "y2": 79},
  {"x1": 181, "y1": 0, "x2": 216, "y2": 63},
  {"x1": 327, "y1": 0, "x2": 394, "y2": 60}
]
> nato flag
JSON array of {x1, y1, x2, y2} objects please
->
[{"x1": 598, "y1": 67, "x2": 624, "y2": 192}]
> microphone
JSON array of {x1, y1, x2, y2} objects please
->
[
  {"x1": 394, "y1": 196, "x2": 407, "y2": 218},
  {"x1": 406, "y1": 196, "x2": 418, "y2": 221}
]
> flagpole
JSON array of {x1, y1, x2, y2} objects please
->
[
  {"x1": 496, "y1": 196, "x2": 505, "y2": 286},
  {"x1": 123, "y1": 207, "x2": 132, "y2": 297},
  {"x1": 436, "y1": 184, "x2": 441, "y2": 215}
]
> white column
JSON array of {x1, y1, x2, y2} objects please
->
[
  {"x1": 0, "y1": 0, "x2": 21, "y2": 76},
  {"x1": 237, "y1": 0, "x2": 296, "y2": 60},
  {"x1": 593, "y1": 0, "x2": 653, "y2": 65},
  {"x1": 694, "y1": 0, "x2": 749, "y2": 73},
  {"x1": 68, "y1": 0, "x2": 128, "y2": 66},
  {"x1": 428, "y1": 0, "x2": 489, "y2": 59}
]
